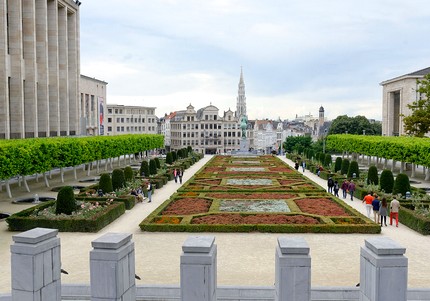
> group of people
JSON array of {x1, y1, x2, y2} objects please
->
[
  {"x1": 294, "y1": 160, "x2": 306, "y2": 172},
  {"x1": 362, "y1": 192, "x2": 400, "y2": 227},
  {"x1": 173, "y1": 168, "x2": 184, "y2": 184},
  {"x1": 130, "y1": 181, "x2": 152, "y2": 203},
  {"x1": 329, "y1": 178, "x2": 356, "y2": 201}
]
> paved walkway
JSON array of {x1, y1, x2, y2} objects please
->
[{"x1": 1, "y1": 155, "x2": 430, "y2": 294}]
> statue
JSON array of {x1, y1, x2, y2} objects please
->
[{"x1": 240, "y1": 115, "x2": 248, "y2": 138}]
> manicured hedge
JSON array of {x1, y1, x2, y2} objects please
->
[
  {"x1": 398, "y1": 204, "x2": 430, "y2": 235},
  {"x1": 75, "y1": 196, "x2": 136, "y2": 210},
  {"x1": 6, "y1": 201, "x2": 125, "y2": 232}
]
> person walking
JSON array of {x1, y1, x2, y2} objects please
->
[
  {"x1": 362, "y1": 192, "x2": 374, "y2": 218},
  {"x1": 178, "y1": 169, "x2": 184, "y2": 184},
  {"x1": 173, "y1": 169, "x2": 178, "y2": 183},
  {"x1": 301, "y1": 161, "x2": 306, "y2": 172},
  {"x1": 327, "y1": 177, "x2": 334, "y2": 193},
  {"x1": 371, "y1": 194, "x2": 380, "y2": 223},
  {"x1": 348, "y1": 180, "x2": 356, "y2": 201},
  {"x1": 341, "y1": 179, "x2": 349, "y2": 199},
  {"x1": 390, "y1": 197, "x2": 400, "y2": 227},
  {"x1": 147, "y1": 181, "x2": 152, "y2": 203},
  {"x1": 333, "y1": 180, "x2": 340, "y2": 197},
  {"x1": 379, "y1": 198, "x2": 388, "y2": 226}
]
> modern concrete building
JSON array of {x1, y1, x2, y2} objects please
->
[
  {"x1": 105, "y1": 104, "x2": 157, "y2": 136},
  {"x1": 79, "y1": 75, "x2": 107, "y2": 136},
  {"x1": 380, "y1": 67, "x2": 430, "y2": 136},
  {"x1": 0, "y1": 0, "x2": 81, "y2": 139}
]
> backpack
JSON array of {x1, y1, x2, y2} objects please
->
[{"x1": 328, "y1": 178, "x2": 334, "y2": 186}]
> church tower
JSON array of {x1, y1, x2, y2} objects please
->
[{"x1": 236, "y1": 67, "x2": 247, "y2": 118}]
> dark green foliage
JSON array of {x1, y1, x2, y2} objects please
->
[
  {"x1": 99, "y1": 173, "x2": 113, "y2": 194},
  {"x1": 55, "y1": 186, "x2": 77, "y2": 215},
  {"x1": 329, "y1": 115, "x2": 382, "y2": 135},
  {"x1": 324, "y1": 154, "x2": 332, "y2": 168},
  {"x1": 140, "y1": 160, "x2": 149, "y2": 176},
  {"x1": 187, "y1": 146, "x2": 193, "y2": 153},
  {"x1": 347, "y1": 161, "x2": 359, "y2": 178},
  {"x1": 319, "y1": 153, "x2": 325, "y2": 164},
  {"x1": 112, "y1": 169, "x2": 125, "y2": 191},
  {"x1": 283, "y1": 135, "x2": 312, "y2": 153},
  {"x1": 308, "y1": 150, "x2": 315, "y2": 160},
  {"x1": 149, "y1": 159, "x2": 157, "y2": 175},
  {"x1": 124, "y1": 166, "x2": 134, "y2": 182},
  {"x1": 380, "y1": 169, "x2": 394, "y2": 193},
  {"x1": 172, "y1": 151, "x2": 177, "y2": 162},
  {"x1": 154, "y1": 157, "x2": 161, "y2": 169},
  {"x1": 367, "y1": 165, "x2": 379, "y2": 185},
  {"x1": 341, "y1": 159, "x2": 350, "y2": 175},
  {"x1": 334, "y1": 157, "x2": 342, "y2": 172},
  {"x1": 166, "y1": 152, "x2": 173, "y2": 165},
  {"x1": 393, "y1": 173, "x2": 411, "y2": 196}
]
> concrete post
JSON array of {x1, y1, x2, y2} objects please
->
[
  {"x1": 11, "y1": 228, "x2": 61, "y2": 301},
  {"x1": 275, "y1": 237, "x2": 311, "y2": 301},
  {"x1": 360, "y1": 237, "x2": 407, "y2": 301},
  {"x1": 180, "y1": 236, "x2": 217, "y2": 301},
  {"x1": 90, "y1": 233, "x2": 136, "y2": 301}
]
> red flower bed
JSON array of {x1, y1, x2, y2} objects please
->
[
  {"x1": 269, "y1": 167, "x2": 294, "y2": 172},
  {"x1": 295, "y1": 198, "x2": 350, "y2": 216},
  {"x1": 191, "y1": 214, "x2": 319, "y2": 225},
  {"x1": 207, "y1": 193, "x2": 298, "y2": 199},
  {"x1": 162, "y1": 198, "x2": 211, "y2": 215}
]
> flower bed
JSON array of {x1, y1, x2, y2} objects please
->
[{"x1": 140, "y1": 155, "x2": 379, "y2": 233}]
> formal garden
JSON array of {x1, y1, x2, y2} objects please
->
[{"x1": 140, "y1": 155, "x2": 379, "y2": 233}]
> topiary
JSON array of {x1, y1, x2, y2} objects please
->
[
  {"x1": 149, "y1": 159, "x2": 157, "y2": 175},
  {"x1": 166, "y1": 152, "x2": 173, "y2": 165},
  {"x1": 393, "y1": 173, "x2": 411, "y2": 197},
  {"x1": 380, "y1": 169, "x2": 394, "y2": 193},
  {"x1": 341, "y1": 159, "x2": 350, "y2": 175},
  {"x1": 124, "y1": 166, "x2": 134, "y2": 182},
  {"x1": 367, "y1": 165, "x2": 379, "y2": 185},
  {"x1": 55, "y1": 186, "x2": 77, "y2": 215},
  {"x1": 347, "y1": 161, "x2": 359, "y2": 178},
  {"x1": 324, "y1": 154, "x2": 332, "y2": 168},
  {"x1": 172, "y1": 151, "x2": 177, "y2": 162},
  {"x1": 140, "y1": 160, "x2": 149, "y2": 177},
  {"x1": 187, "y1": 146, "x2": 193, "y2": 153},
  {"x1": 334, "y1": 157, "x2": 342, "y2": 173},
  {"x1": 154, "y1": 157, "x2": 161, "y2": 169},
  {"x1": 112, "y1": 169, "x2": 125, "y2": 191},
  {"x1": 99, "y1": 173, "x2": 113, "y2": 194}
]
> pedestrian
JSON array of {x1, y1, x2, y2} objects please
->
[
  {"x1": 173, "y1": 168, "x2": 178, "y2": 183},
  {"x1": 333, "y1": 180, "x2": 340, "y2": 197},
  {"x1": 178, "y1": 169, "x2": 184, "y2": 184},
  {"x1": 379, "y1": 198, "x2": 388, "y2": 226},
  {"x1": 294, "y1": 161, "x2": 299, "y2": 170},
  {"x1": 341, "y1": 179, "x2": 349, "y2": 199},
  {"x1": 348, "y1": 180, "x2": 356, "y2": 201},
  {"x1": 147, "y1": 181, "x2": 152, "y2": 203},
  {"x1": 390, "y1": 197, "x2": 400, "y2": 227},
  {"x1": 302, "y1": 161, "x2": 306, "y2": 172},
  {"x1": 327, "y1": 177, "x2": 334, "y2": 193},
  {"x1": 371, "y1": 194, "x2": 380, "y2": 223},
  {"x1": 362, "y1": 191, "x2": 374, "y2": 218}
]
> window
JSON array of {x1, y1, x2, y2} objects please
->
[
  {"x1": 108, "y1": 127, "x2": 112, "y2": 132},
  {"x1": 108, "y1": 109, "x2": 112, "y2": 114},
  {"x1": 108, "y1": 118, "x2": 112, "y2": 123},
  {"x1": 116, "y1": 118, "x2": 120, "y2": 123}
]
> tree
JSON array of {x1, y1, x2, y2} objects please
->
[
  {"x1": 341, "y1": 159, "x2": 350, "y2": 176},
  {"x1": 149, "y1": 159, "x2": 157, "y2": 175},
  {"x1": 55, "y1": 186, "x2": 77, "y2": 215},
  {"x1": 367, "y1": 165, "x2": 379, "y2": 185},
  {"x1": 99, "y1": 173, "x2": 113, "y2": 193},
  {"x1": 393, "y1": 173, "x2": 411, "y2": 197},
  {"x1": 347, "y1": 160, "x2": 359, "y2": 178},
  {"x1": 380, "y1": 169, "x2": 394, "y2": 193},
  {"x1": 140, "y1": 161, "x2": 149, "y2": 176},
  {"x1": 166, "y1": 152, "x2": 173, "y2": 165},
  {"x1": 334, "y1": 157, "x2": 342, "y2": 173},
  {"x1": 112, "y1": 169, "x2": 125, "y2": 191},
  {"x1": 402, "y1": 73, "x2": 430, "y2": 137},
  {"x1": 124, "y1": 166, "x2": 134, "y2": 182},
  {"x1": 329, "y1": 115, "x2": 382, "y2": 135},
  {"x1": 283, "y1": 136, "x2": 312, "y2": 153}
]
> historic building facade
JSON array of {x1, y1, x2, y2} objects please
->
[
  {"x1": 80, "y1": 75, "x2": 107, "y2": 136},
  {"x1": 105, "y1": 104, "x2": 157, "y2": 136},
  {"x1": 0, "y1": 0, "x2": 81, "y2": 139},
  {"x1": 380, "y1": 67, "x2": 430, "y2": 136}
]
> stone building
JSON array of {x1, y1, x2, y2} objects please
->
[
  {"x1": 380, "y1": 67, "x2": 430, "y2": 136},
  {"x1": 0, "y1": 0, "x2": 81, "y2": 139},
  {"x1": 105, "y1": 104, "x2": 157, "y2": 136},
  {"x1": 79, "y1": 75, "x2": 107, "y2": 136}
]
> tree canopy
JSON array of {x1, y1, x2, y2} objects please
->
[
  {"x1": 328, "y1": 115, "x2": 381, "y2": 135},
  {"x1": 402, "y1": 73, "x2": 430, "y2": 137},
  {"x1": 283, "y1": 135, "x2": 312, "y2": 153}
]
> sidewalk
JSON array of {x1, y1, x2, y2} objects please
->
[{"x1": 1, "y1": 155, "x2": 430, "y2": 294}]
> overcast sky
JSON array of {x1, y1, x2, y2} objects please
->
[{"x1": 80, "y1": 0, "x2": 430, "y2": 121}]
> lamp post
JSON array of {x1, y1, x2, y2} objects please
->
[{"x1": 322, "y1": 129, "x2": 327, "y2": 153}]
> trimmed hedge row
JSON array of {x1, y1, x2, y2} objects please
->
[
  {"x1": 398, "y1": 203, "x2": 430, "y2": 235},
  {"x1": 75, "y1": 196, "x2": 136, "y2": 210}
]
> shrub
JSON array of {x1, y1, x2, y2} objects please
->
[
  {"x1": 124, "y1": 166, "x2": 134, "y2": 182},
  {"x1": 341, "y1": 159, "x2": 350, "y2": 175},
  {"x1": 324, "y1": 154, "x2": 332, "y2": 168},
  {"x1": 347, "y1": 161, "x2": 359, "y2": 178},
  {"x1": 112, "y1": 169, "x2": 126, "y2": 191},
  {"x1": 149, "y1": 159, "x2": 157, "y2": 175},
  {"x1": 140, "y1": 160, "x2": 149, "y2": 177},
  {"x1": 166, "y1": 152, "x2": 173, "y2": 165},
  {"x1": 154, "y1": 157, "x2": 161, "y2": 169},
  {"x1": 393, "y1": 173, "x2": 411, "y2": 197},
  {"x1": 172, "y1": 151, "x2": 177, "y2": 162},
  {"x1": 334, "y1": 157, "x2": 342, "y2": 173},
  {"x1": 55, "y1": 186, "x2": 77, "y2": 215},
  {"x1": 187, "y1": 146, "x2": 193, "y2": 153},
  {"x1": 99, "y1": 173, "x2": 113, "y2": 194},
  {"x1": 367, "y1": 165, "x2": 379, "y2": 185},
  {"x1": 380, "y1": 169, "x2": 394, "y2": 193}
]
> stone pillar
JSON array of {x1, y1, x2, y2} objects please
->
[
  {"x1": 275, "y1": 237, "x2": 311, "y2": 301},
  {"x1": 11, "y1": 228, "x2": 61, "y2": 301},
  {"x1": 90, "y1": 233, "x2": 136, "y2": 301},
  {"x1": 180, "y1": 236, "x2": 217, "y2": 301},
  {"x1": 57, "y1": 5, "x2": 69, "y2": 136},
  {"x1": 360, "y1": 237, "x2": 407, "y2": 301}
]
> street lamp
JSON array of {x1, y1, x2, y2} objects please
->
[{"x1": 322, "y1": 129, "x2": 327, "y2": 153}]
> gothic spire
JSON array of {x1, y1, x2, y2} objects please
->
[{"x1": 236, "y1": 67, "x2": 247, "y2": 118}]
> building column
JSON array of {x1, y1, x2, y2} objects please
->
[
  {"x1": 360, "y1": 237, "x2": 407, "y2": 301},
  {"x1": 47, "y1": 0, "x2": 59, "y2": 137},
  {"x1": 0, "y1": 0, "x2": 9, "y2": 139},
  {"x1": 275, "y1": 237, "x2": 311, "y2": 301},
  {"x1": 90, "y1": 233, "x2": 136, "y2": 301},
  {"x1": 67, "y1": 8, "x2": 78, "y2": 135},
  {"x1": 11, "y1": 228, "x2": 61, "y2": 301},
  {"x1": 57, "y1": 5, "x2": 69, "y2": 136},
  {"x1": 180, "y1": 236, "x2": 217, "y2": 301}
]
